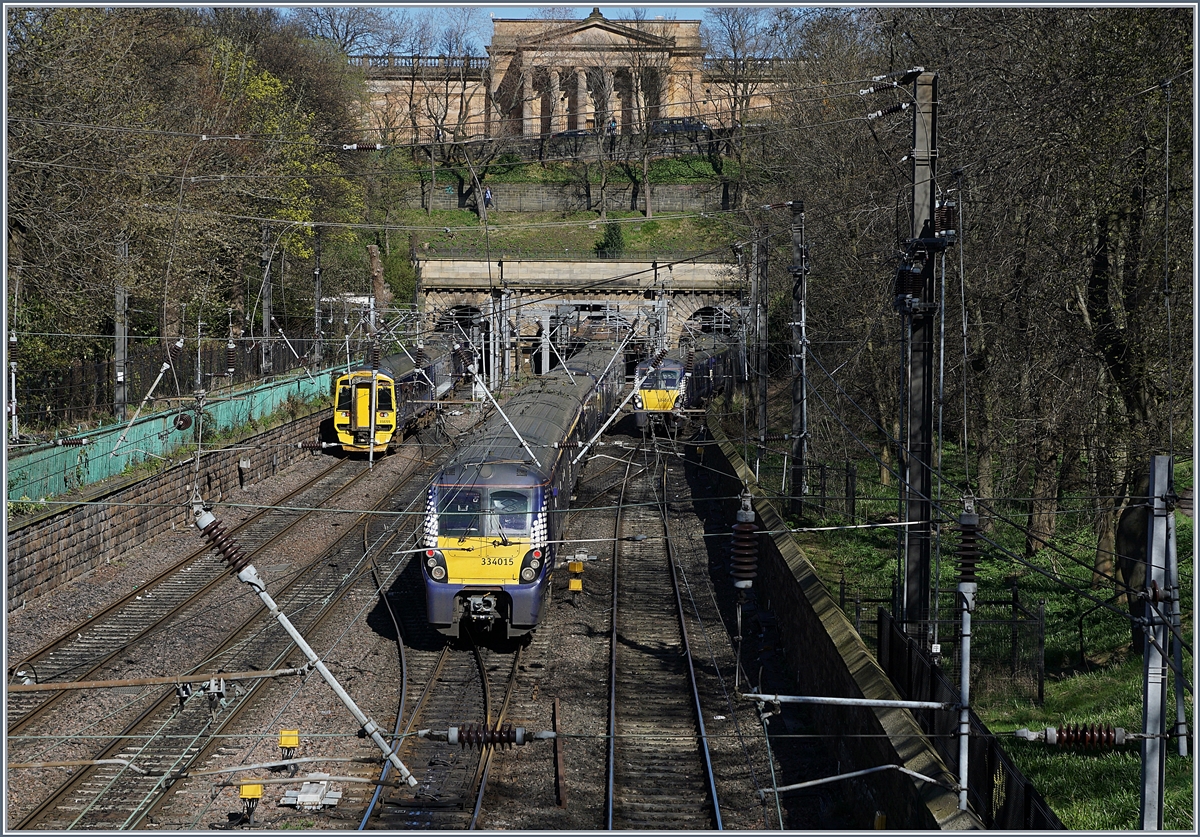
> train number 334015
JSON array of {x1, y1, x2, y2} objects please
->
[{"x1": 481, "y1": 556, "x2": 514, "y2": 566}]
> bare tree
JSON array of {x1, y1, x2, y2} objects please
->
[{"x1": 290, "y1": 7, "x2": 408, "y2": 55}]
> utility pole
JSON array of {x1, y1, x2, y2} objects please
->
[
  {"x1": 114, "y1": 239, "x2": 128, "y2": 422},
  {"x1": 789, "y1": 199, "x2": 809, "y2": 515},
  {"x1": 260, "y1": 226, "x2": 273, "y2": 375},
  {"x1": 313, "y1": 229, "x2": 323, "y2": 366},
  {"x1": 1140, "y1": 454, "x2": 1175, "y2": 830},
  {"x1": 755, "y1": 228, "x2": 769, "y2": 468},
  {"x1": 894, "y1": 69, "x2": 942, "y2": 638}
]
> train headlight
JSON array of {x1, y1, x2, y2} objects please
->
[
  {"x1": 633, "y1": 393, "x2": 643, "y2": 409},
  {"x1": 518, "y1": 548, "x2": 546, "y2": 585},
  {"x1": 424, "y1": 549, "x2": 448, "y2": 582}
]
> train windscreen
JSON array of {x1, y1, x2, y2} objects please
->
[
  {"x1": 488, "y1": 489, "x2": 531, "y2": 537},
  {"x1": 438, "y1": 488, "x2": 482, "y2": 537}
]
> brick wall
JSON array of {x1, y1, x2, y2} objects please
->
[{"x1": 6, "y1": 412, "x2": 324, "y2": 605}]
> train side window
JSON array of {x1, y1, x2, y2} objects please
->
[
  {"x1": 377, "y1": 387, "x2": 394, "y2": 410},
  {"x1": 437, "y1": 489, "x2": 482, "y2": 536},
  {"x1": 489, "y1": 489, "x2": 531, "y2": 536},
  {"x1": 335, "y1": 386, "x2": 352, "y2": 411}
]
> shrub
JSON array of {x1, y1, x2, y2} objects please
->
[{"x1": 595, "y1": 221, "x2": 625, "y2": 257}]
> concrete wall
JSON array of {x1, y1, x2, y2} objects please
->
[
  {"x1": 707, "y1": 421, "x2": 982, "y2": 830},
  {"x1": 6, "y1": 412, "x2": 324, "y2": 606}
]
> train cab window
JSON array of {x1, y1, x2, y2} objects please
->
[
  {"x1": 376, "y1": 387, "x2": 394, "y2": 410},
  {"x1": 335, "y1": 385, "x2": 352, "y2": 411},
  {"x1": 488, "y1": 489, "x2": 531, "y2": 537},
  {"x1": 438, "y1": 489, "x2": 482, "y2": 537},
  {"x1": 659, "y1": 370, "x2": 680, "y2": 388}
]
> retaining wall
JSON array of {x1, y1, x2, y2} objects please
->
[
  {"x1": 6, "y1": 411, "x2": 324, "y2": 606},
  {"x1": 406, "y1": 181, "x2": 727, "y2": 213},
  {"x1": 707, "y1": 421, "x2": 982, "y2": 830}
]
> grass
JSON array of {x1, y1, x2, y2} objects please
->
[{"x1": 400, "y1": 209, "x2": 733, "y2": 260}]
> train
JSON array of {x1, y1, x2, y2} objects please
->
[
  {"x1": 420, "y1": 341, "x2": 624, "y2": 638},
  {"x1": 633, "y1": 335, "x2": 736, "y2": 429},
  {"x1": 331, "y1": 334, "x2": 462, "y2": 454}
]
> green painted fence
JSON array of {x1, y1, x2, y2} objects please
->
[{"x1": 7, "y1": 369, "x2": 334, "y2": 503}]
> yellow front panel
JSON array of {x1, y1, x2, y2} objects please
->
[
  {"x1": 440, "y1": 537, "x2": 527, "y2": 584},
  {"x1": 641, "y1": 389, "x2": 679, "y2": 412}
]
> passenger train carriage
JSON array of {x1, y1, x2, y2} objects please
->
[
  {"x1": 421, "y1": 342, "x2": 623, "y2": 638},
  {"x1": 331, "y1": 334, "x2": 460, "y2": 454},
  {"x1": 633, "y1": 335, "x2": 734, "y2": 429}
]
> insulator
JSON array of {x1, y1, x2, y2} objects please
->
[
  {"x1": 685, "y1": 348, "x2": 696, "y2": 374},
  {"x1": 415, "y1": 349, "x2": 430, "y2": 368},
  {"x1": 1054, "y1": 723, "x2": 1123, "y2": 749},
  {"x1": 935, "y1": 203, "x2": 957, "y2": 236},
  {"x1": 197, "y1": 514, "x2": 253, "y2": 576},
  {"x1": 450, "y1": 723, "x2": 521, "y2": 750},
  {"x1": 168, "y1": 338, "x2": 184, "y2": 361},
  {"x1": 226, "y1": 343, "x2": 237, "y2": 375},
  {"x1": 729, "y1": 493, "x2": 758, "y2": 589},
  {"x1": 54, "y1": 438, "x2": 88, "y2": 447},
  {"x1": 341, "y1": 142, "x2": 382, "y2": 151},
  {"x1": 894, "y1": 264, "x2": 923, "y2": 297},
  {"x1": 371, "y1": 343, "x2": 381, "y2": 369},
  {"x1": 955, "y1": 512, "x2": 980, "y2": 583},
  {"x1": 298, "y1": 441, "x2": 327, "y2": 450}
]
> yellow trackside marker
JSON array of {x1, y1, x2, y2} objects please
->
[
  {"x1": 240, "y1": 783, "x2": 263, "y2": 800},
  {"x1": 568, "y1": 578, "x2": 583, "y2": 592},
  {"x1": 568, "y1": 560, "x2": 584, "y2": 574},
  {"x1": 279, "y1": 730, "x2": 299, "y2": 749}
]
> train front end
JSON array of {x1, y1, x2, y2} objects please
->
[
  {"x1": 422, "y1": 462, "x2": 551, "y2": 638},
  {"x1": 633, "y1": 358, "x2": 687, "y2": 428},
  {"x1": 332, "y1": 369, "x2": 398, "y2": 453}
]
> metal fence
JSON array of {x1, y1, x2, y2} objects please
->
[
  {"x1": 15, "y1": 337, "x2": 326, "y2": 432},
  {"x1": 837, "y1": 577, "x2": 1046, "y2": 706},
  {"x1": 877, "y1": 609, "x2": 1065, "y2": 830}
]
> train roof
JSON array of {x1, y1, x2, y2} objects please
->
[
  {"x1": 340, "y1": 333, "x2": 457, "y2": 378},
  {"x1": 440, "y1": 343, "x2": 622, "y2": 486}
]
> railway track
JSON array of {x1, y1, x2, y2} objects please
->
[
  {"x1": 606, "y1": 442, "x2": 723, "y2": 829},
  {"x1": 6, "y1": 456, "x2": 369, "y2": 734},
  {"x1": 365, "y1": 635, "x2": 521, "y2": 829},
  {"x1": 11, "y1": 444, "x2": 448, "y2": 830}
]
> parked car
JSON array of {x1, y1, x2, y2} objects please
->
[
  {"x1": 551, "y1": 128, "x2": 595, "y2": 139},
  {"x1": 650, "y1": 117, "x2": 710, "y2": 135}
]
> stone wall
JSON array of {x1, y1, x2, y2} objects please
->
[
  {"x1": 706, "y1": 422, "x2": 982, "y2": 830},
  {"x1": 6, "y1": 412, "x2": 324, "y2": 606}
]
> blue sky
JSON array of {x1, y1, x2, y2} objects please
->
[{"x1": 403, "y1": 4, "x2": 718, "y2": 23}]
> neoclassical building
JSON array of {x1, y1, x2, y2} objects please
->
[{"x1": 355, "y1": 8, "x2": 781, "y2": 143}]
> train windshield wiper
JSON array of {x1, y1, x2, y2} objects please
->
[{"x1": 457, "y1": 515, "x2": 477, "y2": 543}]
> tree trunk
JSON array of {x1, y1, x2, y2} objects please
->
[{"x1": 1025, "y1": 433, "x2": 1060, "y2": 558}]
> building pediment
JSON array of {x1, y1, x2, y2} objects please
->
[{"x1": 490, "y1": 9, "x2": 692, "y2": 56}]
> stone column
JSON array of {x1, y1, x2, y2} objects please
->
[
  {"x1": 549, "y1": 69, "x2": 563, "y2": 134},
  {"x1": 604, "y1": 70, "x2": 615, "y2": 129},
  {"x1": 576, "y1": 68, "x2": 588, "y2": 130},
  {"x1": 521, "y1": 68, "x2": 533, "y2": 137}
]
